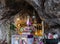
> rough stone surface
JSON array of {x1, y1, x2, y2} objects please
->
[
  {"x1": 0, "y1": 0, "x2": 60, "y2": 41},
  {"x1": 44, "y1": 0, "x2": 60, "y2": 25}
]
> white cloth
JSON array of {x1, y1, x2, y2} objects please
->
[
  {"x1": 53, "y1": 34, "x2": 58, "y2": 39},
  {"x1": 58, "y1": 42, "x2": 60, "y2": 44}
]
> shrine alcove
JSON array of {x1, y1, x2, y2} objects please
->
[{"x1": 0, "y1": 0, "x2": 42, "y2": 44}]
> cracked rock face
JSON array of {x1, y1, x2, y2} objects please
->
[
  {"x1": 44, "y1": 0, "x2": 60, "y2": 18},
  {"x1": 0, "y1": 0, "x2": 60, "y2": 35},
  {"x1": 44, "y1": 0, "x2": 60, "y2": 26},
  {"x1": 0, "y1": 20, "x2": 10, "y2": 42}
]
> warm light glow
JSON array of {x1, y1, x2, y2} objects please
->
[
  {"x1": 35, "y1": 31, "x2": 38, "y2": 35},
  {"x1": 35, "y1": 30, "x2": 43, "y2": 36},
  {"x1": 17, "y1": 18, "x2": 20, "y2": 21}
]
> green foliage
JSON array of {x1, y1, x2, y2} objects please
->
[
  {"x1": 10, "y1": 23, "x2": 16, "y2": 31},
  {"x1": 19, "y1": 27, "x2": 24, "y2": 32}
]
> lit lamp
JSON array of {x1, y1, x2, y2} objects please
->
[
  {"x1": 16, "y1": 18, "x2": 21, "y2": 29},
  {"x1": 35, "y1": 30, "x2": 43, "y2": 36},
  {"x1": 17, "y1": 18, "x2": 20, "y2": 21},
  {"x1": 15, "y1": 18, "x2": 22, "y2": 34},
  {"x1": 16, "y1": 17, "x2": 25, "y2": 35},
  {"x1": 35, "y1": 21, "x2": 44, "y2": 36}
]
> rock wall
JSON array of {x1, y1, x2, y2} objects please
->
[
  {"x1": 0, "y1": 0, "x2": 60, "y2": 42},
  {"x1": 0, "y1": 20, "x2": 10, "y2": 44}
]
